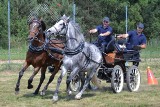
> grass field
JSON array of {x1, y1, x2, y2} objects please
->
[
  {"x1": 0, "y1": 59, "x2": 160, "y2": 107},
  {"x1": 0, "y1": 39, "x2": 160, "y2": 107}
]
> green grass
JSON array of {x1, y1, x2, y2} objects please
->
[
  {"x1": 0, "y1": 45, "x2": 28, "y2": 60},
  {"x1": 0, "y1": 38, "x2": 160, "y2": 106},
  {"x1": 0, "y1": 60, "x2": 160, "y2": 107}
]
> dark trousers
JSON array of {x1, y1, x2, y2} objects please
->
[
  {"x1": 133, "y1": 62, "x2": 139, "y2": 66},
  {"x1": 92, "y1": 40, "x2": 108, "y2": 52}
]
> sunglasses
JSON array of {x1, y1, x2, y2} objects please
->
[
  {"x1": 103, "y1": 21, "x2": 109, "y2": 23},
  {"x1": 138, "y1": 27, "x2": 143, "y2": 29}
]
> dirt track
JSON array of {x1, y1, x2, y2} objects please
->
[{"x1": 0, "y1": 60, "x2": 25, "y2": 64}]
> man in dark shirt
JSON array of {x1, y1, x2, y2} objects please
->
[
  {"x1": 117, "y1": 22, "x2": 147, "y2": 66},
  {"x1": 89, "y1": 17, "x2": 113, "y2": 52}
]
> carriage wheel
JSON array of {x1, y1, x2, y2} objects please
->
[
  {"x1": 126, "y1": 65, "x2": 141, "y2": 92},
  {"x1": 111, "y1": 65, "x2": 124, "y2": 93},
  {"x1": 69, "y1": 74, "x2": 82, "y2": 92}
]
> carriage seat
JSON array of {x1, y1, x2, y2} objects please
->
[{"x1": 114, "y1": 42, "x2": 141, "y2": 62}]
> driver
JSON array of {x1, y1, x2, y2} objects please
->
[{"x1": 89, "y1": 17, "x2": 113, "y2": 52}]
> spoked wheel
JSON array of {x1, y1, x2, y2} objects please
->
[
  {"x1": 111, "y1": 65, "x2": 124, "y2": 93},
  {"x1": 69, "y1": 74, "x2": 82, "y2": 92},
  {"x1": 126, "y1": 65, "x2": 141, "y2": 92}
]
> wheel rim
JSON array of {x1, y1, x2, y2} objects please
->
[
  {"x1": 128, "y1": 66, "x2": 140, "y2": 91},
  {"x1": 111, "y1": 65, "x2": 124, "y2": 93},
  {"x1": 70, "y1": 77, "x2": 81, "y2": 92}
]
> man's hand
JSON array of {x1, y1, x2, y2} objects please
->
[
  {"x1": 89, "y1": 29, "x2": 97, "y2": 33},
  {"x1": 89, "y1": 30, "x2": 93, "y2": 33},
  {"x1": 99, "y1": 33, "x2": 104, "y2": 36},
  {"x1": 117, "y1": 35, "x2": 123, "y2": 39}
]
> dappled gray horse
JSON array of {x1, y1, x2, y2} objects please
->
[{"x1": 46, "y1": 15, "x2": 102, "y2": 101}]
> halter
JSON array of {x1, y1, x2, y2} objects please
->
[
  {"x1": 52, "y1": 21, "x2": 68, "y2": 36},
  {"x1": 52, "y1": 21, "x2": 85, "y2": 55},
  {"x1": 28, "y1": 20, "x2": 43, "y2": 42},
  {"x1": 28, "y1": 19, "x2": 45, "y2": 53}
]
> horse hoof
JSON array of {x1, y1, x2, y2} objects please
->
[
  {"x1": 15, "y1": 91, "x2": 19, "y2": 95},
  {"x1": 75, "y1": 93, "x2": 82, "y2": 100},
  {"x1": 68, "y1": 90, "x2": 72, "y2": 96},
  {"x1": 40, "y1": 91, "x2": 45, "y2": 96},
  {"x1": 27, "y1": 84, "x2": 33, "y2": 89},
  {"x1": 33, "y1": 91, "x2": 38, "y2": 95},
  {"x1": 75, "y1": 94, "x2": 82, "y2": 100},
  {"x1": 53, "y1": 95, "x2": 58, "y2": 102}
]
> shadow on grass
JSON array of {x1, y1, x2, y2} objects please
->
[{"x1": 21, "y1": 89, "x2": 101, "y2": 101}]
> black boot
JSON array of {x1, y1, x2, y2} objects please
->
[{"x1": 48, "y1": 66, "x2": 55, "y2": 73}]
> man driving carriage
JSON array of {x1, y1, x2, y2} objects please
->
[
  {"x1": 117, "y1": 22, "x2": 147, "y2": 66},
  {"x1": 89, "y1": 17, "x2": 113, "y2": 52}
]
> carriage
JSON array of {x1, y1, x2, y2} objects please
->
[
  {"x1": 44, "y1": 15, "x2": 142, "y2": 101},
  {"x1": 97, "y1": 35, "x2": 141, "y2": 93},
  {"x1": 70, "y1": 35, "x2": 141, "y2": 93}
]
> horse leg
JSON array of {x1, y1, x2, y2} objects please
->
[
  {"x1": 33, "y1": 66, "x2": 47, "y2": 95},
  {"x1": 75, "y1": 68, "x2": 97, "y2": 100},
  {"x1": 66, "y1": 67, "x2": 79, "y2": 96},
  {"x1": 27, "y1": 67, "x2": 40, "y2": 90},
  {"x1": 15, "y1": 61, "x2": 29, "y2": 94},
  {"x1": 53, "y1": 65, "x2": 67, "y2": 102},
  {"x1": 79, "y1": 72, "x2": 85, "y2": 91},
  {"x1": 41, "y1": 63, "x2": 61, "y2": 96}
]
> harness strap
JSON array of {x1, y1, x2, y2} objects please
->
[
  {"x1": 64, "y1": 42, "x2": 84, "y2": 55},
  {"x1": 28, "y1": 43, "x2": 45, "y2": 53}
]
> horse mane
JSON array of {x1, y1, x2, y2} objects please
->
[
  {"x1": 41, "y1": 20, "x2": 46, "y2": 31},
  {"x1": 69, "y1": 21, "x2": 85, "y2": 42}
]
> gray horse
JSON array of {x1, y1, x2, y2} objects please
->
[{"x1": 46, "y1": 15, "x2": 102, "y2": 101}]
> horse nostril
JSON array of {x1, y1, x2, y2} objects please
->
[{"x1": 27, "y1": 36, "x2": 33, "y2": 41}]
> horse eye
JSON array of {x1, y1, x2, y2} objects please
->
[{"x1": 60, "y1": 23, "x2": 63, "y2": 26}]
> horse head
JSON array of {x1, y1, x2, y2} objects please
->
[
  {"x1": 28, "y1": 17, "x2": 46, "y2": 42},
  {"x1": 45, "y1": 14, "x2": 70, "y2": 36}
]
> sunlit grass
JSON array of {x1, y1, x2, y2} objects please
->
[{"x1": 0, "y1": 69, "x2": 160, "y2": 107}]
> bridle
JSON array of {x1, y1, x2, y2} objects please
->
[
  {"x1": 52, "y1": 20, "x2": 85, "y2": 55},
  {"x1": 28, "y1": 20, "x2": 43, "y2": 43},
  {"x1": 27, "y1": 19, "x2": 46, "y2": 53},
  {"x1": 52, "y1": 21, "x2": 68, "y2": 36}
]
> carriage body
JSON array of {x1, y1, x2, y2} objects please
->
[{"x1": 97, "y1": 37, "x2": 141, "y2": 93}]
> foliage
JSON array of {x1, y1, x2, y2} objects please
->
[
  {"x1": 0, "y1": 0, "x2": 160, "y2": 49},
  {"x1": 0, "y1": 1, "x2": 8, "y2": 48}
]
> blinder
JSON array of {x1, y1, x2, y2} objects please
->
[{"x1": 28, "y1": 19, "x2": 43, "y2": 41}]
